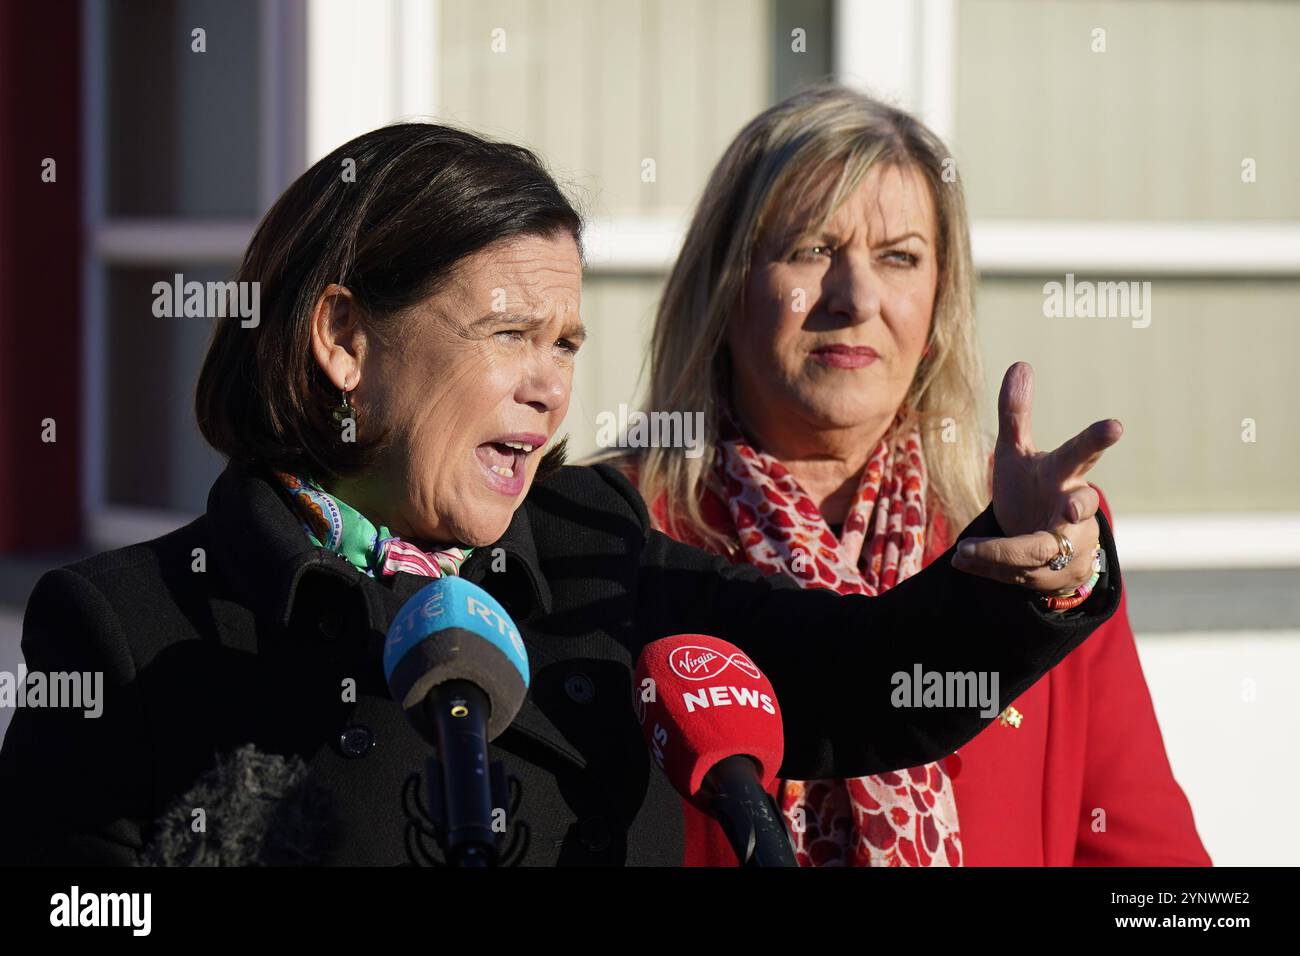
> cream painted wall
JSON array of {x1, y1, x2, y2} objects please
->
[
  {"x1": 564, "y1": 274, "x2": 663, "y2": 458},
  {"x1": 434, "y1": 0, "x2": 773, "y2": 458},
  {"x1": 437, "y1": 0, "x2": 772, "y2": 217},
  {"x1": 954, "y1": 0, "x2": 1300, "y2": 220},
  {"x1": 976, "y1": 277, "x2": 1300, "y2": 515}
]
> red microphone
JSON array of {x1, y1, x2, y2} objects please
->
[{"x1": 633, "y1": 634, "x2": 796, "y2": 867}]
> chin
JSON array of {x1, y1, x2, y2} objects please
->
[
  {"x1": 455, "y1": 506, "x2": 516, "y2": 548},
  {"x1": 788, "y1": 388, "x2": 866, "y2": 427},
  {"x1": 460, "y1": 528, "x2": 505, "y2": 549}
]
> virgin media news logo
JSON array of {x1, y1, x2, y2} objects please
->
[{"x1": 667, "y1": 646, "x2": 761, "y2": 682}]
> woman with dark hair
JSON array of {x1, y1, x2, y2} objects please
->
[{"x1": 0, "y1": 123, "x2": 1123, "y2": 866}]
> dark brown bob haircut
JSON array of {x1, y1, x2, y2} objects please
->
[{"x1": 196, "y1": 122, "x2": 583, "y2": 484}]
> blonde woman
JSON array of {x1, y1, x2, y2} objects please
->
[{"x1": 605, "y1": 86, "x2": 1209, "y2": 866}]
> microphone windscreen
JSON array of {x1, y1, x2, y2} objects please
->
[
  {"x1": 384, "y1": 576, "x2": 529, "y2": 741},
  {"x1": 140, "y1": 744, "x2": 340, "y2": 866},
  {"x1": 633, "y1": 634, "x2": 784, "y2": 808}
]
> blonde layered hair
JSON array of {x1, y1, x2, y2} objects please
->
[{"x1": 606, "y1": 85, "x2": 989, "y2": 553}]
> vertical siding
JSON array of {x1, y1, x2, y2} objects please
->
[
  {"x1": 955, "y1": 0, "x2": 1300, "y2": 219},
  {"x1": 654, "y1": 0, "x2": 711, "y2": 210},
  {"x1": 955, "y1": 0, "x2": 1300, "y2": 514},
  {"x1": 435, "y1": 0, "x2": 771, "y2": 459},
  {"x1": 534, "y1": 0, "x2": 603, "y2": 205},
  {"x1": 437, "y1": 0, "x2": 770, "y2": 213},
  {"x1": 565, "y1": 276, "x2": 664, "y2": 458},
  {"x1": 430, "y1": 1, "x2": 1299, "y2": 508},
  {"x1": 977, "y1": 278, "x2": 1300, "y2": 513}
]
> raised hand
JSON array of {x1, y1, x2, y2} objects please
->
[{"x1": 952, "y1": 362, "x2": 1123, "y2": 593}]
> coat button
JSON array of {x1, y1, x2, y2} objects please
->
[
  {"x1": 564, "y1": 673, "x2": 594, "y2": 704},
  {"x1": 338, "y1": 725, "x2": 375, "y2": 758},
  {"x1": 578, "y1": 816, "x2": 610, "y2": 853},
  {"x1": 317, "y1": 611, "x2": 341, "y2": 642}
]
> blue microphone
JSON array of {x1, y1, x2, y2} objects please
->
[{"x1": 384, "y1": 577, "x2": 530, "y2": 866}]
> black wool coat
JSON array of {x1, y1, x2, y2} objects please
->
[{"x1": 0, "y1": 459, "x2": 1120, "y2": 865}]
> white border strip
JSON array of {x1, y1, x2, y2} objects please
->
[
  {"x1": 1115, "y1": 514, "x2": 1300, "y2": 571},
  {"x1": 93, "y1": 220, "x2": 258, "y2": 264},
  {"x1": 305, "y1": 0, "x2": 439, "y2": 161},
  {"x1": 581, "y1": 216, "x2": 688, "y2": 272},
  {"x1": 916, "y1": 0, "x2": 956, "y2": 144},
  {"x1": 307, "y1": 0, "x2": 398, "y2": 165},
  {"x1": 397, "y1": 0, "x2": 439, "y2": 119},
  {"x1": 582, "y1": 217, "x2": 1300, "y2": 276},
  {"x1": 833, "y1": 0, "x2": 914, "y2": 108},
  {"x1": 829, "y1": 0, "x2": 955, "y2": 143},
  {"x1": 972, "y1": 220, "x2": 1300, "y2": 276},
  {"x1": 89, "y1": 217, "x2": 1300, "y2": 277}
]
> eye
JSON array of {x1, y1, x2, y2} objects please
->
[
  {"x1": 556, "y1": 338, "x2": 581, "y2": 355},
  {"x1": 495, "y1": 328, "x2": 526, "y2": 342},
  {"x1": 883, "y1": 249, "x2": 920, "y2": 266},
  {"x1": 789, "y1": 244, "x2": 835, "y2": 263}
]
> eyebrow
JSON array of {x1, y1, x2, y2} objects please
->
[
  {"x1": 470, "y1": 311, "x2": 588, "y2": 343},
  {"x1": 874, "y1": 231, "x2": 930, "y2": 248},
  {"x1": 774, "y1": 228, "x2": 931, "y2": 250},
  {"x1": 767, "y1": 227, "x2": 834, "y2": 256}
]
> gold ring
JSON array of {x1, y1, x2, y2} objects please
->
[{"x1": 1047, "y1": 530, "x2": 1074, "y2": 571}]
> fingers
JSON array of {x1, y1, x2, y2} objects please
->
[
  {"x1": 996, "y1": 362, "x2": 1036, "y2": 454},
  {"x1": 1047, "y1": 418, "x2": 1124, "y2": 484},
  {"x1": 951, "y1": 518, "x2": 1102, "y2": 592},
  {"x1": 1062, "y1": 484, "x2": 1100, "y2": 524},
  {"x1": 953, "y1": 532, "x2": 1058, "y2": 577}
]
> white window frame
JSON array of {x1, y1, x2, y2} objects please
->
[
  {"x1": 305, "y1": 0, "x2": 440, "y2": 168},
  {"x1": 82, "y1": 0, "x2": 307, "y2": 550}
]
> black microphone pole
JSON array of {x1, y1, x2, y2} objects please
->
[{"x1": 704, "y1": 755, "x2": 798, "y2": 868}]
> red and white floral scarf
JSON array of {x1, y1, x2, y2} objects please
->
[{"x1": 708, "y1": 410, "x2": 963, "y2": 867}]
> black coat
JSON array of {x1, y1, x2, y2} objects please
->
[{"x1": 0, "y1": 459, "x2": 1120, "y2": 866}]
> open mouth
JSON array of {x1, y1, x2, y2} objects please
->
[
  {"x1": 474, "y1": 439, "x2": 537, "y2": 480},
  {"x1": 472, "y1": 432, "x2": 547, "y2": 495}
]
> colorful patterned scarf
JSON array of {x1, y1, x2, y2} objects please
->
[
  {"x1": 708, "y1": 409, "x2": 962, "y2": 867},
  {"x1": 273, "y1": 471, "x2": 472, "y2": 578}
]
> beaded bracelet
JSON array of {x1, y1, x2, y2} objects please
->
[
  {"x1": 1041, "y1": 548, "x2": 1103, "y2": 611},
  {"x1": 1042, "y1": 572, "x2": 1099, "y2": 611}
]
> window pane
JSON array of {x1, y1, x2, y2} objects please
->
[
  {"x1": 107, "y1": 0, "x2": 262, "y2": 217},
  {"x1": 106, "y1": 264, "x2": 233, "y2": 511}
]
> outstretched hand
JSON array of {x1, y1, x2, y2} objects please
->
[{"x1": 952, "y1": 362, "x2": 1123, "y2": 593}]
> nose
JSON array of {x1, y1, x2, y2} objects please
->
[
  {"x1": 820, "y1": 248, "x2": 882, "y2": 327},
  {"x1": 515, "y1": 352, "x2": 569, "y2": 414}
]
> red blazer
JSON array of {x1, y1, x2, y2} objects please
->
[{"x1": 665, "y1": 488, "x2": 1211, "y2": 867}]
